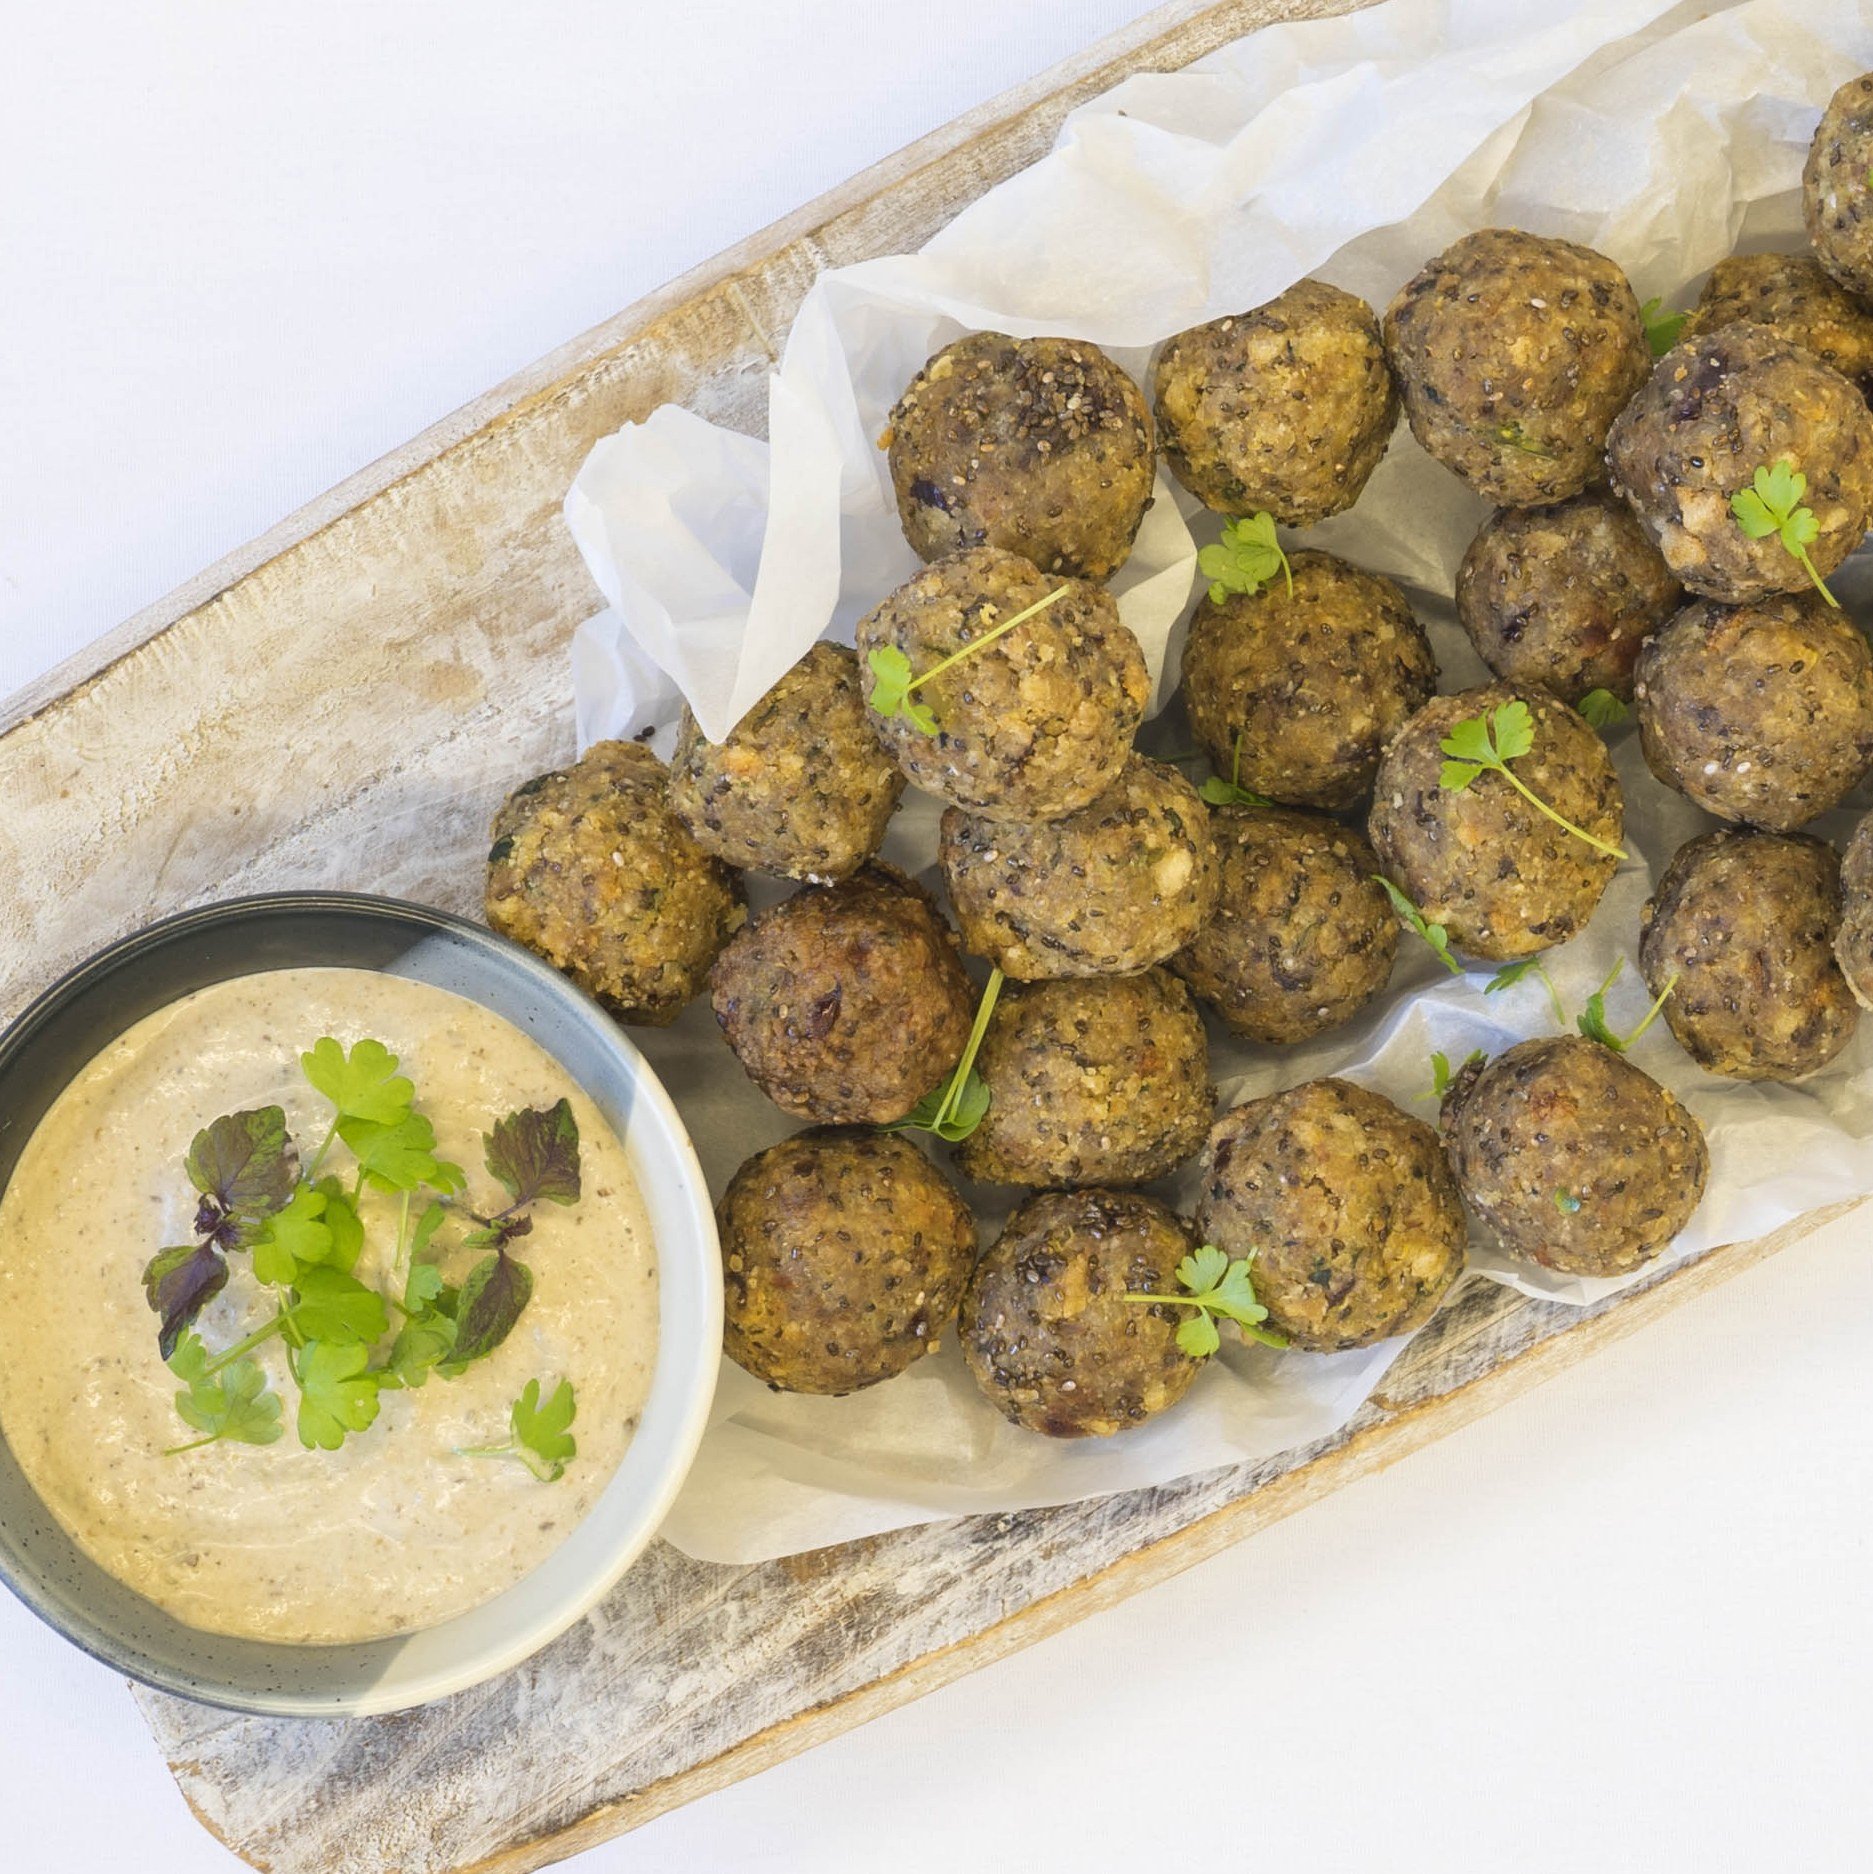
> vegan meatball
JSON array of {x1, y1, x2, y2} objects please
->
[
  {"x1": 855, "y1": 546, "x2": 1148, "y2": 820},
  {"x1": 668, "y1": 643, "x2": 904, "y2": 882},
  {"x1": 709, "y1": 865, "x2": 974, "y2": 1124},
  {"x1": 1833, "y1": 810, "x2": 1873, "y2": 1009},
  {"x1": 1455, "y1": 490, "x2": 1683, "y2": 704},
  {"x1": 954, "y1": 970, "x2": 1213, "y2": 1189},
  {"x1": 718, "y1": 1129, "x2": 978, "y2": 1395},
  {"x1": 1179, "y1": 549, "x2": 1437, "y2": 810},
  {"x1": 883, "y1": 332, "x2": 1155, "y2": 580},
  {"x1": 940, "y1": 757, "x2": 1220, "y2": 979},
  {"x1": 1196, "y1": 1078, "x2": 1465, "y2": 1350},
  {"x1": 960, "y1": 1189, "x2": 1204, "y2": 1438},
  {"x1": 1804, "y1": 73, "x2": 1873, "y2": 300},
  {"x1": 1633, "y1": 593, "x2": 1873, "y2": 832},
  {"x1": 1682, "y1": 251, "x2": 1873, "y2": 396},
  {"x1": 486, "y1": 739, "x2": 745, "y2": 1026},
  {"x1": 1606, "y1": 319, "x2": 1873, "y2": 603},
  {"x1": 1170, "y1": 806, "x2": 1397, "y2": 1044},
  {"x1": 1383, "y1": 228, "x2": 1650, "y2": 505},
  {"x1": 1368, "y1": 684, "x2": 1624, "y2": 961},
  {"x1": 1639, "y1": 828, "x2": 1858, "y2": 1081},
  {"x1": 1151, "y1": 279, "x2": 1399, "y2": 524},
  {"x1": 1441, "y1": 1036, "x2": 1709, "y2": 1279}
]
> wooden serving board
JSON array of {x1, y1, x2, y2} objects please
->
[{"x1": 1, "y1": 1, "x2": 1858, "y2": 1868}]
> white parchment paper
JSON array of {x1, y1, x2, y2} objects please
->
[{"x1": 566, "y1": 0, "x2": 1873, "y2": 1564}]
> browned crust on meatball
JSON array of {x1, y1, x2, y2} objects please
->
[
  {"x1": 855, "y1": 546, "x2": 1148, "y2": 820},
  {"x1": 1639, "y1": 827, "x2": 1858, "y2": 1082},
  {"x1": 1368, "y1": 683, "x2": 1624, "y2": 962},
  {"x1": 1195, "y1": 1078, "x2": 1466, "y2": 1351},
  {"x1": 1170, "y1": 807, "x2": 1397, "y2": 1043},
  {"x1": 940, "y1": 757, "x2": 1221, "y2": 980},
  {"x1": 1382, "y1": 228, "x2": 1649, "y2": 505},
  {"x1": 883, "y1": 333, "x2": 1156, "y2": 580},
  {"x1": 485, "y1": 739, "x2": 746, "y2": 1027},
  {"x1": 1151, "y1": 280, "x2": 1400, "y2": 524},
  {"x1": 1684, "y1": 251, "x2": 1873, "y2": 395},
  {"x1": 1836, "y1": 810, "x2": 1873, "y2": 1010},
  {"x1": 954, "y1": 970, "x2": 1213, "y2": 1188},
  {"x1": 668, "y1": 642, "x2": 905, "y2": 881},
  {"x1": 1179, "y1": 549, "x2": 1437, "y2": 810},
  {"x1": 1606, "y1": 319, "x2": 1873, "y2": 603},
  {"x1": 959, "y1": 1188, "x2": 1202, "y2": 1438},
  {"x1": 718, "y1": 1129, "x2": 978, "y2": 1395},
  {"x1": 1440, "y1": 1035, "x2": 1708, "y2": 1278},
  {"x1": 1455, "y1": 491, "x2": 1683, "y2": 704},
  {"x1": 1804, "y1": 74, "x2": 1873, "y2": 300},
  {"x1": 1633, "y1": 593, "x2": 1873, "y2": 832},
  {"x1": 709, "y1": 864, "x2": 974, "y2": 1124}
]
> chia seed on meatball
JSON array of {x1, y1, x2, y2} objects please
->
[
  {"x1": 1455, "y1": 490, "x2": 1683, "y2": 704},
  {"x1": 668, "y1": 642, "x2": 904, "y2": 882},
  {"x1": 960, "y1": 1189, "x2": 1203, "y2": 1438},
  {"x1": 1683, "y1": 251, "x2": 1873, "y2": 396},
  {"x1": 1195, "y1": 1078, "x2": 1466, "y2": 1351},
  {"x1": 1606, "y1": 320, "x2": 1873, "y2": 603},
  {"x1": 1640, "y1": 828, "x2": 1858, "y2": 1082},
  {"x1": 855, "y1": 546, "x2": 1148, "y2": 820},
  {"x1": 485, "y1": 739, "x2": 745, "y2": 1026},
  {"x1": 709, "y1": 865, "x2": 974, "y2": 1124},
  {"x1": 954, "y1": 969, "x2": 1213, "y2": 1189},
  {"x1": 1368, "y1": 683, "x2": 1624, "y2": 962},
  {"x1": 718, "y1": 1129, "x2": 978, "y2": 1395},
  {"x1": 1441, "y1": 1036, "x2": 1709, "y2": 1279},
  {"x1": 1804, "y1": 73, "x2": 1873, "y2": 300},
  {"x1": 1383, "y1": 228, "x2": 1650, "y2": 506},
  {"x1": 940, "y1": 757, "x2": 1221, "y2": 980},
  {"x1": 1151, "y1": 280, "x2": 1400, "y2": 524},
  {"x1": 1633, "y1": 593, "x2": 1873, "y2": 832},
  {"x1": 1833, "y1": 810, "x2": 1873, "y2": 1009},
  {"x1": 1170, "y1": 806, "x2": 1397, "y2": 1043},
  {"x1": 1179, "y1": 549, "x2": 1437, "y2": 810},
  {"x1": 883, "y1": 332, "x2": 1155, "y2": 580}
]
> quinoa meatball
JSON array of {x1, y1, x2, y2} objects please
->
[
  {"x1": 1195, "y1": 1078, "x2": 1465, "y2": 1351},
  {"x1": 1639, "y1": 828, "x2": 1858, "y2": 1081},
  {"x1": 485, "y1": 739, "x2": 745, "y2": 1026},
  {"x1": 1368, "y1": 683, "x2": 1624, "y2": 961},
  {"x1": 1455, "y1": 490, "x2": 1683, "y2": 704},
  {"x1": 1633, "y1": 593, "x2": 1873, "y2": 831},
  {"x1": 855, "y1": 546, "x2": 1147, "y2": 819},
  {"x1": 1383, "y1": 228, "x2": 1650, "y2": 505},
  {"x1": 1441, "y1": 1036, "x2": 1709, "y2": 1279},
  {"x1": 1151, "y1": 280, "x2": 1399, "y2": 524},
  {"x1": 1683, "y1": 252, "x2": 1873, "y2": 396},
  {"x1": 1179, "y1": 549, "x2": 1437, "y2": 809},
  {"x1": 960, "y1": 1189, "x2": 1203, "y2": 1438},
  {"x1": 1606, "y1": 319, "x2": 1873, "y2": 603},
  {"x1": 883, "y1": 332, "x2": 1155, "y2": 580},
  {"x1": 668, "y1": 643, "x2": 904, "y2": 881},
  {"x1": 718, "y1": 1129, "x2": 978, "y2": 1395},
  {"x1": 1170, "y1": 807, "x2": 1396, "y2": 1043},
  {"x1": 1804, "y1": 73, "x2": 1873, "y2": 300},
  {"x1": 954, "y1": 970, "x2": 1213, "y2": 1189},
  {"x1": 709, "y1": 865, "x2": 974, "y2": 1124},
  {"x1": 1833, "y1": 810, "x2": 1873, "y2": 1008},
  {"x1": 940, "y1": 757, "x2": 1220, "y2": 979}
]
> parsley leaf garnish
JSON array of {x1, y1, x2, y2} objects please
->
[
  {"x1": 1639, "y1": 296, "x2": 1687, "y2": 358},
  {"x1": 338, "y1": 1109, "x2": 464, "y2": 1197},
  {"x1": 459, "y1": 1378, "x2": 578, "y2": 1482},
  {"x1": 867, "y1": 585, "x2": 1073, "y2": 735},
  {"x1": 1575, "y1": 958, "x2": 1677, "y2": 1053},
  {"x1": 1576, "y1": 688, "x2": 1630, "y2": 729},
  {"x1": 1198, "y1": 512, "x2": 1292, "y2": 604},
  {"x1": 1439, "y1": 699, "x2": 1626, "y2": 860},
  {"x1": 163, "y1": 1331, "x2": 283, "y2": 1456},
  {"x1": 889, "y1": 968, "x2": 1004, "y2": 1143},
  {"x1": 1199, "y1": 728, "x2": 1275, "y2": 808},
  {"x1": 295, "y1": 1340, "x2": 382, "y2": 1451},
  {"x1": 1124, "y1": 1245, "x2": 1287, "y2": 1360},
  {"x1": 250, "y1": 1182, "x2": 334, "y2": 1287},
  {"x1": 301, "y1": 1037, "x2": 414, "y2": 1127},
  {"x1": 1731, "y1": 459, "x2": 1839, "y2": 607},
  {"x1": 1374, "y1": 875, "x2": 1463, "y2": 975}
]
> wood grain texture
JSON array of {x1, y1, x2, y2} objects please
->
[{"x1": 1, "y1": 0, "x2": 1850, "y2": 1869}]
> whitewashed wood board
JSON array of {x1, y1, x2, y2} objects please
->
[{"x1": 0, "y1": 2, "x2": 1854, "y2": 1869}]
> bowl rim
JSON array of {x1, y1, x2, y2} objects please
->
[{"x1": 0, "y1": 889, "x2": 722, "y2": 1717}]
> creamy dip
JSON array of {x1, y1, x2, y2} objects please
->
[{"x1": 0, "y1": 967, "x2": 657, "y2": 1645}]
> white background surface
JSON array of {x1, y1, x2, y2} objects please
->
[{"x1": 2, "y1": 5, "x2": 1869, "y2": 1872}]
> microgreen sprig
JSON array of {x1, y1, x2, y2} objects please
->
[
  {"x1": 1485, "y1": 956, "x2": 1568, "y2": 1029},
  {"x1": 1374, "y1": 876, "x2": 1463, "y2": 976},
  {"x1": 1124, "y1": 1245, "x2": 1287, "y2": 1360},
  {"x1": 1639, "y1": 296, "x2": 1687, "y2": 359},
  {"x1": 1576, "y1": 688, "x2": 1630, "y2": 730},
  {"x1": 1199, "y1": 512, "x2": 1292, "y2": 603},
  {"x1": 459, "y1": 1378, "x2": 578, "y2": 1482},
  {"x1": 1575, "y1": 959, "x2": 1678, "y2": 1053},
  {"x1": 1422, "y1": 1047, "x2": 1484, "y2": 1101},
  {"x1": 1731, "y1": 460, "x2": 1839, "y2": 607},
  {"x1": 1199, "y1": 728, "x2": 1274, "y2": 808},
  {"x1": 867, "y1": 585, "x2": 1073, "y2": 734},
  {"x1": 890, "y1": 968, "x2": 1004, "y2": 1143},
  {"x1": 1439, "y1": 699, "x2": 1627, "y2": 861}
]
